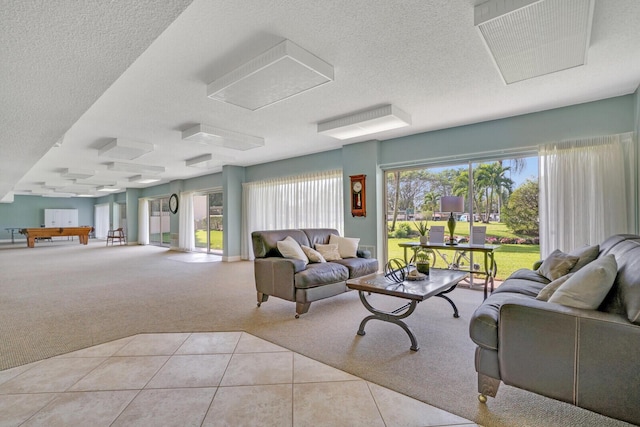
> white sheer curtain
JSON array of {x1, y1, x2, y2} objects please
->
[
  {"x1": 539, "y1": 132, "x2": 636, "y2": 257},
  {"x1": 241, "y1": 169, "x2": 343, "y2": 259},
  {"x1": 94, "y1": 204, "x2": 110, "y2": 239},
  {"x1": 138, "y1": 198, "x2": 149, "y2": 245},
  {"x1": 178, "y1": 191, "x2": 195, "y2": 251}
]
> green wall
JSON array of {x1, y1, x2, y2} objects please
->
[{"x1": 0, "y1": 195, "x2": 95, "y2": 241}]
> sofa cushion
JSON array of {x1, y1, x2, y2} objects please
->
[
  {"x1": 537, "y1": 249, "x2": 579, "y2": 281},
  {"x1": 536, "y1": 273, "x2": 574, "y2": 301},
  {"x1": 277, "y1": 236, "x2": 308, "y2": 265},
  {"x1": 252, "y1": 229, "x2": 310, "y2": 258},
  {"x1": 332, "y1": 257, "x2": 378, "y2": 279},
  {"x1": 568, "y1": 244, "x2": 600, "y2": 273},
  {"x1": 301, "y1": 245, "x2": 326, "y2": 263},
  {"x1": 548, "y1": 254, "x2": 617, "y2": 309},
  {"x1": 329, "y1": 234, "x2": 360, "y2": 258},
  {"x1": 294, "y1": 262, "x2": 349, "y2": 289},
  {"x1": 315, "y1": 243, "x2": 341, "y2": 261}
]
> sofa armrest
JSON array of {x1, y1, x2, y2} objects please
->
[
  {"x1": 498, "y1": 299, "x2": 634, "y2": 405},
  {"x1": 254, "y1": 258, "x2": 300, "y2": 301}
]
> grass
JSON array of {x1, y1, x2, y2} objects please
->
[
  {"x1": 195, "y1": 229, "x2": 223, "y2": 250},
  {"x1": 388, "y1": 221, "x2": 540, "y2": 280}
]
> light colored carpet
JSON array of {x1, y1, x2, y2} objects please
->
[{"x1": 0, "y1": 241, "x2": 633, "y2": 427}]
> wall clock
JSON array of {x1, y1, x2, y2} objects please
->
[
  {"x1": 350, "y1": 174, "x2": 366, "y2": 217},
  {"x1": 169, "y1": 193, "x2": 179, "y2": 214}
]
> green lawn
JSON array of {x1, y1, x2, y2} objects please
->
[
  {"x1": 195, "y1": 229, "x2": 223, "y2": 250},
  {"x1": 387, "y1": 221, "x2": 540, "y2": 280}
]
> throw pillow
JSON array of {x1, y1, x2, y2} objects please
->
[
  {"x1": 315, "y1": 243, "x2": 342, "y2": 261},
  {"x1": 536, "y1": 273, "x2": 574, "y2": 301},
  {"x1": 276, "y1": 236, "x2": 308, "y2": 265},
  {"x1": 537, "y1": 249, "x2": 579, "y2": 281},
  {"x1": 548, "y1": 254, "x2": 618, "y2": 309},
  {"x1": 329, "y1": 234, "x2": 360, "y2": 258},
  {"x1": 301, "y1": 245, "x2": 326, "y2": 263},
  {"x1": 568, "y1": 244, "x2": 600, "y2": 273}
]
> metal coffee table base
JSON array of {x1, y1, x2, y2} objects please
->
[{"x1": 356, "y1": 285, "x2": 459, "y2": 351}]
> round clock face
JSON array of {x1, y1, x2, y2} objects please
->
[
  {"x1": 169, "y1": 194, "x2": 179, "y2": 214},
  {"x1": 352, "y1": 181, "x2": 362, "y2": 193}
]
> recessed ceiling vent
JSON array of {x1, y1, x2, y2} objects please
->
[
  {"x1": 207, "y1": 39, "x2": 334, "y2": 110},
  {"x1": 474, "y1": 0, "x2": 594, "y2": 84}
]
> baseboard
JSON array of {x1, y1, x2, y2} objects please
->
[{"x1": 222, "y1": 255, "x2": 242, "y2": 262}]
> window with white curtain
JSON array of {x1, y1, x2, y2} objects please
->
[
  {"x1": 539, "y1": 132, "x2": 636, "y2": 257},
  {"x1": 241, "y1": 169, "x2": 343, "y2": 259}
]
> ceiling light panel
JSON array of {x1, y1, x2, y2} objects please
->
[
  {"x1": 474, "y1": 0, "x2": 595, "y2": 84},
  {"x1": 128, "y1": 175, "x2": 161, "y2": 184},
  {"x1": 61, "y1": 168, "x2": 94, "y2": 179},
  {"x1": 106, "y1": 162, "x2": 165, "y2": 173},
  {"x1": 182, "y1": 124, "x2": 264, "y2": 151},
  {"x1": 185, "y1": 153, "x2": 236, "y2": 168},
  {"x1": 207, "y1": 39, "x2": 334, "y2": 110},
  {"x1": 97, "y1": 185, "x2": 121, "y2": 192},
  {"x1": 99, "y1": 138, "x2": 154, "y2": 160},
  {"x1": 317, "y1": 105, "x2": 411, "y2": 140}
]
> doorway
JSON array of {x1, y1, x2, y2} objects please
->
[
  {"x1": 149, "y1": 197, "x2": 170, "y2": 247},
  {"x1": 193, "y1": 191, "x2": 223, "y2": 254}
]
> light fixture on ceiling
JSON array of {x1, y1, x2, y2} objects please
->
[
  {"x1": 77, "y1": 194, "x2": 97, "y2": 198},
  {"x1": 97, "y1": 185, "x2": 121, "y2": 192},
  {"x1": 207, "y1": 39, "x2": 334, "y2": 111},
  {"x1": 182, "y1": 124, "x2": 264, "y2": 151},
  {"x1": 106, "y1": 162, "x2": 165, "y2": 174},
  {"x1": 43, "y1": 193, "x2": 75, "y2": 198},
  {"x1": 98, "y1": 138, "x2": 154, "y2": 160},
  {"x1": 317, "y1": 105, "x2": 411, "y2": 140},
  {"x1": 185, "y1": 153, "x2": 235, "y2": 168},
  {"x1": 474, "y1": 0, "x2": 595, "y2": 84},
  {"x1": 61, "y1": 168, "x2": 94, "y2": 179},
  {"x1": 128, "y1": 175, "x2": 161, "y2": 184}
]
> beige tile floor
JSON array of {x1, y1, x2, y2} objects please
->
[{"x1": 0, "y1": 332, "x2": 477, "y2": 427}]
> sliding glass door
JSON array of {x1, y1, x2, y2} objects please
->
[
  {"x1": 149, "y1": 197, "x2": 170, "y2": 247},
  {"x1": 193, "y1": 191, "x2": 223, "y2": 254}
]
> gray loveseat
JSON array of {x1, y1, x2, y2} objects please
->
[
  {"x1": 469, "y1": 234, "x2": 640, "y2": 425},
  {"x1": 251, "y1": 228, "x2": 378, "y2": 317}
]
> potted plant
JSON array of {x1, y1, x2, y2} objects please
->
[
  {"x1": 415, "y1": 248, "x2": 431, "y2": 274},
  {"x1": 414, "y1": 221, "x2": 429, "y2": 244}
]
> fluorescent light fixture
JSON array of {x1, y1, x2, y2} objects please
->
[
  {"x1": 128, "y1": 175, "x2": 161, "y2": 184},
  {"x1": 317, "y1": 105, "x2": 411, "y2": 140},
  {"x1": 106, "y1": 162, "x2": 165, "y2": 174},
  {"x1": 474, "y1": 0, "x2": 595, "y2": 84},
  {"x1": 185, "y1": 153, "x2": 235, "y2": 168},
  {"x1": 43, "y1": 192, "x2": 75, "y2": 198},
  {"x1": 61, "y1": 168, "x2": 94, "y2": 179},
  {"x1": 97, "y1": 186, "x2": 121, "y2": 192},
  {"x1": 207, "y1": 39, "x2": 334, "y2": 110},
  {"x1": 44, "y1": 181, "x2": 71, "y2": 189},
  {"x1": 182, "y1": 124, "x2": 264, "y2": 151},
  {"x1": 99, "y1": 138, "x2": 154, "y2": 160}
]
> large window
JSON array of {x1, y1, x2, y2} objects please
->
[
  {"x1": 241, "y1": 170, "x2": 343, "y2": 259},
  {"x1": 385, "y1": 156, "x2": 539, "y2": 280},
  {"x1": 149, "y1": 197, "x2": 171, "y2": 247},
  {"x1": 193, "y1": 191, "x2": 223, "y2": 254}
]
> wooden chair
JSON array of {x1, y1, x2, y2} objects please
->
[{"x1": 106, "y1": 228, "x2": 126, "y2": 246}]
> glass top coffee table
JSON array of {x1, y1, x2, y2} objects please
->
[{"x1": 346, "y1": 268, "x2": 468, "y2": 351}]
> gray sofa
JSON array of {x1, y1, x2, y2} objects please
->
[
  {"x1": 469, "y1": 234, "x2": 640, "y2": 425},
  {"x1": 251, "y1": 228, "x2": 378, "y2": 317}
]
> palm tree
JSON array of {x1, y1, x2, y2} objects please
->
[
  {"x1": 475, "y1": 163, "x2": 514, "y2": 222},
  {"x1": 422, "y1": 191, "x2": 440, "y2": 220}
]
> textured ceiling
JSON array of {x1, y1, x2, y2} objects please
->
[{"x1": 2, "y1": 0, "x2": 640, "y2": 199}]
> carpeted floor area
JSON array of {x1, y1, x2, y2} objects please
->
[{"x1": 0, "y1": 240, "x2": 633, "y2": 427}]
